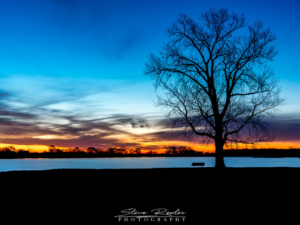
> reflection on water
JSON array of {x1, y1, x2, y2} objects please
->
[{"x1": 0, "y1": 157, "x2": 300, "y2": 172}]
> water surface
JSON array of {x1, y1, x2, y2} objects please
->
[{"x1": 1, "y1": 157, "x2": 300, "y2": 172}]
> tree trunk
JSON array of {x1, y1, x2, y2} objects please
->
[{"x1": 215, "y1": 138, "x2": 225, "y2": 169}]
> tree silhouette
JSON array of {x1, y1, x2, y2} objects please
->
[
  {"x1": 87, "y1": 147, "x2": 97, "y2": 154},
  {"x1": 48, "y1": 145, "x2": 56, "y2": 153},
  {"x1": 72, "y1": 147, "x2": 81, "y2": 153},
  {"x1": 135, "y1": 148, "x2": 141, "y2": 154},
  {"x1": 165, "y1": 145, "x2": 178, "y2": 154},
  {"x1": 144, "y1": 8, "x2": 284, "y2": 168},
  {"x1": 108, "y1": 148, "x2": 115, "y2": 155},
  {"x1": 129, "y1": 148, "x2": 135, "y2": 154}
]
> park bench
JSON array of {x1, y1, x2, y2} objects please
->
[{"x1": 191, "y1": 162, "x2": 205, "y2": 167}]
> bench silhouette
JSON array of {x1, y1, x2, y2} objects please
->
[{"x1": 191, "y1": 162, "x2": 205, "y2": 167}]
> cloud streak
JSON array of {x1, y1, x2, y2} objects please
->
[{"x1": 0, "y1": 81, "x2": 299, "y2": 151}]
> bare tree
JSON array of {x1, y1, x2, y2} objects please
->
[
  {"x1": 144, "y1": 8, "x2": 284, "y2": 168},
  {"x1": 48, "y1": 145, "x2": 56, "y2": 152}
]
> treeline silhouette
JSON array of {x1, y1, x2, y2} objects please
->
[
  {"x1": 0, "y1": 145, "x2": 300, "y2": 158},
  {"x1": 0, "y1": 145, "x2": 202, "y2": 158}
]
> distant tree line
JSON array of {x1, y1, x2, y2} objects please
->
[
  {"x1": 46, "y1": 145, "x2": 204, "y2": 156},
  {"x1": 47, "y1": 145, "x2": 143, "y2": 155},
  {"x1": 0, "y1": 145, "x2": 300, "y2": 158},
  {"x1": 0, "y1": 145, "x2": 203, "y2": 158}
]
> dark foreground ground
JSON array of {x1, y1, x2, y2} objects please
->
[{"x1": 1, "y1": 168, "x2": 299, "y2": 223}]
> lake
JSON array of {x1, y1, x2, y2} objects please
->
[{"x1": 1, "y1": 157, "x2": 300, "y2": 172}]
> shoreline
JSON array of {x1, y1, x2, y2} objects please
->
[
  {"x1": 2, "y1": 148, "x2": 300, "y2": 159},
  {"x1": 0, "y1": 155, "x2": 296, "y2": 159}
]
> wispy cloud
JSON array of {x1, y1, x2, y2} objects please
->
[
  {"x1": 0, "y1": 74, "x2": 299, "y2": 150},
  {"x1": 0, "y1": 94, "x2": 167, "y2": 148},
  {"x1": 267, "y1": 114, "x2": 300, "y2": 142}
]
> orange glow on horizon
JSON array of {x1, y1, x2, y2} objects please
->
[{"x1": 0, "y1": 141, "x2": 299, "y2": 153}]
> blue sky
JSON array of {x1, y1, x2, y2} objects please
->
[{"x1": 0, "y1": 0, "x2": 299, "y2": 150}]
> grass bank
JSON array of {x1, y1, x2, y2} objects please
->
[{"x1": 1, "y1": 168, "x2": 298, "y2": 223}]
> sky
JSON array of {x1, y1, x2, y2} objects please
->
[{"x1": 0, "y1": 0, "x2": 299, "y2": 152}]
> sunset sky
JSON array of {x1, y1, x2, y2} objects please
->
[{"x1": 0, "y1": 0, "x2": 299, "y2": 152}]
